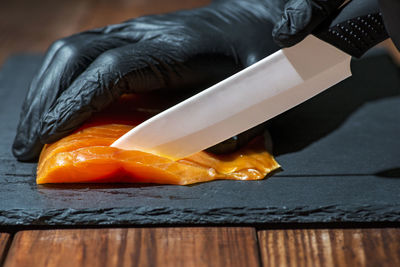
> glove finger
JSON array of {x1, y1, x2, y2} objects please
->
[
  {"x1": 273, "y1": 0, "x2": 345, "y2": 47},
  {"x1": 20, "y1": 30, "x2": 108, "y2": 114},
  {"x1": 272, "y1": 0, "x2": 313, "y2": 47},
  {"x1": 12, "y1": 32, "x2": 132, "y2": 161},
  {"x1": 39, "y1": 37, "x2": 241, "y2": 144}
]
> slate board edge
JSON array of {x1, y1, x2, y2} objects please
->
[{"x1": 1, "y1": 204, "x2": 399, "y2": 226}]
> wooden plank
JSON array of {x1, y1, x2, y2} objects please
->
[
  {"x1": 258, "y1": 228, "x2": 400, "y2": 267},
  {"x1": 0, "y1": 233, "x2": 11, "y2": 264},
  {"x1": 4, "y1": 227, "x2": 259, "y2": 267}
]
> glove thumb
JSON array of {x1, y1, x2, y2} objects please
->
[
  {"x1": 272, "y1": 0, "x2": 313, "y2": 47},
  {"x1": 272, "y1": 0, "x2": 345, "y2": 47}
]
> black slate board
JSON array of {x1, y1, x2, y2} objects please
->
[{"x1": 1, "y1": 52, "x2": 400, "y2": 228}]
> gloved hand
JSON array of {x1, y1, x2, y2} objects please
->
[
  {"x1": 13, "y1": 0, "x2": 281, "y2": 161},
  {"x1": 13, "y1": 0, "x2": 346, "y2": 161}
]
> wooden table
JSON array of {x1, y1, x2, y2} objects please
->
[
  {"x1": 1, "y1": 1, "x2": 400, "y2": 266},
  {"x1": 1, "y1": 228, "x2": 400, "y2": 266}
]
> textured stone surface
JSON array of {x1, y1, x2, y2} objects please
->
[{"x1": 0, "y1": 52, "x2": 399, "y2": 228}]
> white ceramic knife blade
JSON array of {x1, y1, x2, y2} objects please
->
[{"x1": 111, "y1": 35, "x2": 352, "y2": 160}]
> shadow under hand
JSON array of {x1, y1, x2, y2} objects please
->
[{"x1": 269, "y1": 52, "x2": 400, "y2": 156}]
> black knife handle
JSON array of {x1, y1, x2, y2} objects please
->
[{"x1": 313, "y1": 0, "x2": 389, "y2": 58}]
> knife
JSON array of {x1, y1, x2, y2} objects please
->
[{"x1": 111, "y1": 0, "x2": 389, "y2": 160}]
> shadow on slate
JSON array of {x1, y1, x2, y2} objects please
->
[
  {"x1": 270, "y1": 53, "x2": 400, "y2": 157},
  {"x1": 0, "y1": 51, "x2": 399, "y2": 228}
]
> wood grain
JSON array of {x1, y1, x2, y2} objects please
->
[
  {"x1": 3, "y1": 227, "x2": 259, "y2": 267},
  {"x1": 0, "y1": 0, "x2": 210, "y2": 65},
  {"x1": 0, "y1": 233, "x2": 11, "y2": 264},
  {"x1": 258, "y1": 228, "x2": 400, "y2": 267},
  {"x1": 0, "y1": 0, "x2": 90, "y2": 64}
]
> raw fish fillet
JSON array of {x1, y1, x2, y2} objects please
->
[{"x1": 37, "y1": 95, "x2": 280, "y2": 185}]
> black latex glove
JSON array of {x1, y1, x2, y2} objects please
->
[{"x1": 13, "y1": 0, "x2": 282, "y2": 161}]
